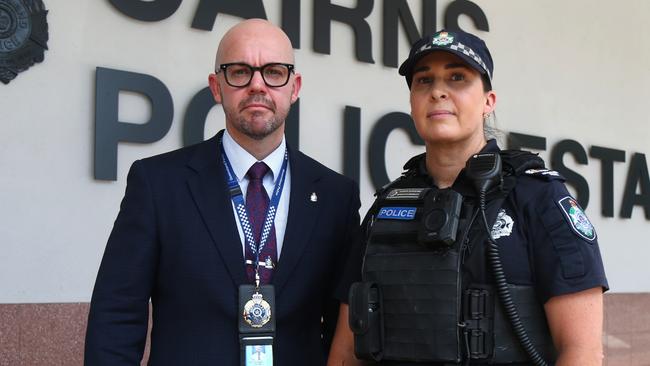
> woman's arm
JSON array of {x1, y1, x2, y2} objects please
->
[
  {"x1": 327, "y1": 303, "x2": 364, "y2": 366},
  {"x1": 544, "y1": 287, "x2": 605, "y2": 366}
]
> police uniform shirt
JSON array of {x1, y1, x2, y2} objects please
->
[
  {"x1": 480, "y1": 140, "x2": 608, "y2": 302},
  {"x1": 392, "y1": 139, "x2": 609, "y2": 302}
]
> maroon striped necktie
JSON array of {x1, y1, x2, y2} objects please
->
[{"x1": 244, "y1": 162, "x2": 277, "y2": 284}]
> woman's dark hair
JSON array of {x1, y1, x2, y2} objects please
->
[{"x1": 481, "y1": 74, "x2": 492, "y2": 92}]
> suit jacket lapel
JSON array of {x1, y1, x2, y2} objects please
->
[
  {"x1": 272, "y1": 146, "x2": 322, "y2": 295},
  {"x1": 186, "y1": 131, "x2": 248, "y2": 286}
]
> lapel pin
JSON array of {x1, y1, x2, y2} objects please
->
[{"x1": 310, "y1": 192, "x2": 318, "y2": 202}]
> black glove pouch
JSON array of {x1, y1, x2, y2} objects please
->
[{"x1": 348, "y1": 281, "x2": 383, "y2": 361}]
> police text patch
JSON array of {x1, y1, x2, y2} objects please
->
[
  {"x1": 557, "y1": 197, "x2": 596, "y2": 242},
  {"x1": 377, "y1": 207, "x2": 417, "y2": 220}
]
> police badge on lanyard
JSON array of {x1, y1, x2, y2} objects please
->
[
  {"x1": 239, "y1": 284, "x2": 275, "y2": 331},
  {"x1": 243, "y1": 291, "x2": 272, "y2": 328},
  {"x1": 219, "y1": 136, "x2": 286, "y2": 366},
  {"x1": 239, "y1": 284, "x2": 275, "y2": 366}
]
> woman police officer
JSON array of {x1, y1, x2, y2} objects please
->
[{"x1": 338, "y1": 29, "x2": 608, "y2": 366}]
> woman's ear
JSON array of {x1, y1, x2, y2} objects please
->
[{"x1": 483, "y1": 90, "x2": 497, "y2": 115}]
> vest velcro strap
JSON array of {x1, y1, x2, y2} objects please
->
[{"x1": 462, "y1": 288, "x2": 494, "y2": 359}]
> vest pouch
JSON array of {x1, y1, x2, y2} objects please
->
[
  {"x1": 363, "y1": 250, "x2": 462, "y2": 363},
  {"x1": 349, "y1": 282, "x2": 384, "y2": 361},
  {"x1": 368, "y1": 188, "x2": 428, "y2": 248},
  {"x1": 492, "y1": 285, "x2": 558, "y2": 363}
]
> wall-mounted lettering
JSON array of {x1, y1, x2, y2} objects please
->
[
  {"x1": 508, "y1": 132, "x2": 650, "y2": 220},
  {"x1": 95, "y1": 67, "x2": 173, "y2": 180},
  {"x1": 108, "y1": 0, "x2": 488, "y2": 67}
]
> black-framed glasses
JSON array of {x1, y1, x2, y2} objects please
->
[{"x1": 217, "y1": 63, "x2": 295, "y2": 87}]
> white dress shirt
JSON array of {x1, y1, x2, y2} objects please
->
[{"x1": 222, "y1": 129, "x2": 291, "y2": 259}]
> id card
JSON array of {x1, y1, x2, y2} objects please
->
[{"x1": 241, "y1": 336, "x2": 273, "y2": 366}]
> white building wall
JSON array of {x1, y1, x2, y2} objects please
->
[{"x1": 1, "y1": 0, "x2": 649, "y2": 303}]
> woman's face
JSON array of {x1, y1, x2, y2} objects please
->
[{"x1": 409, "y1": 51, "x2": 496, "y2": 146}]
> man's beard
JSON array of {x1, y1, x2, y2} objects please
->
[
  {"x1": 234, "y1": 113, "x2": 284, "y2": 141},
  {"x1": 223, "y1": 94, "x2": 288, "y2": 141}
]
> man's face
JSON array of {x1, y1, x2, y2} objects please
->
[{"x1": 208, "y1": 24, "x2": 301, "y2": 142}]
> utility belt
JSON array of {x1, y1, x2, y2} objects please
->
[{"x1": 349, "y1": 184, "x2": 556, "y2": 364}]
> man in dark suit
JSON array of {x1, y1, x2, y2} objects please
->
[{"x1": 85, "y1": 19, "x2": 361, "y2": 366}]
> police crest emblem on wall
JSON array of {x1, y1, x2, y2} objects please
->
[{"x1": 0, "y1": 0, "x2": 48, "y2": 84}]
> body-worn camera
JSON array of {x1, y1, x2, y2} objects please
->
[{"x1": 417, "y1": 188, "x2": 463, "y2": 246}]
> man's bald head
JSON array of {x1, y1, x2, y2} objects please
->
[
  {"x1": 215, "y1": 19, "x2": 294, "y2": 67},
  {"x1": 208, "y1": 19, "x2": 302, "y2": 158}
]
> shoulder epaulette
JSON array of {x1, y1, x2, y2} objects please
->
[{"x1": 522, "y1": 168, "x2": 565, "y2": 181}]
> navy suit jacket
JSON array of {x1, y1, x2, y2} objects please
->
[{"x1": 85, "y1": 131, "x2": 361, "y2": 365}]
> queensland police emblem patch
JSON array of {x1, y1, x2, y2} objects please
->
[
  {"x1": 491, "y1": 209, "x2": 513, "y2": 239},
  {"x1": 558, "y1": 196, "x2": 596, "y2": 242},
  {"x1": 0, "y1": 0, "x2": 48, "y2": 84}
]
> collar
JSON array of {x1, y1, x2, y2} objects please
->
[
  {"x1": 480, "y1": 139, "x2": 499, "y2": 153},
  {"x1": 403, "y1": 139, "x2": 501, "y2": 196},
  {"x1": 222, "y1": 129, "x2": 287, "y2": 183},
  {"x1": 407, "y1": 139, "x2": 499, "y2": 175}
]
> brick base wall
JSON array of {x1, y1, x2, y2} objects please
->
[{"x1": 1, "y1": 293, "x2": 648, "y2": 365}]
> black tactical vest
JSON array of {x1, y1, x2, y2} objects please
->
[{"x1": 349, "y1": 150, "x2": 558, "y2": 365}]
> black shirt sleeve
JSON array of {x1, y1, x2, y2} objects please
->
[{"x1": 522, "y1": 178, "x2": 609, "y2": 303}]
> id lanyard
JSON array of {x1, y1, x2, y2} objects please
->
[{"x1": 219, "y1": 138, "x2": 289, "y2": 288}]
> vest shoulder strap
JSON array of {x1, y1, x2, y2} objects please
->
[
  {"x1": 499, "y1": 149, "x2": 565, "y2": 182},
  {"x1": 375, "y1": 153, "x2": 428, "y2": 198}
]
